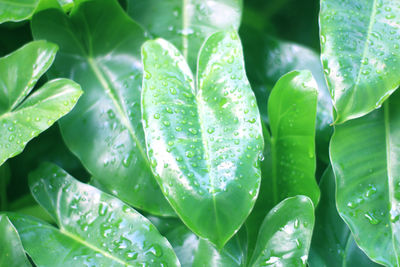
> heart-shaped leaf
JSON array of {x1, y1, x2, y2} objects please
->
[
  {"x1": 320, "y1": 0, "x2": 400, "y2": 124},
  {"x1": 31, "y1": 0, "x2": 174, "y2": 216},
  {"x1": 141, "y1": 30, "x2": 263, "y2": 248},
  {"x1": 309, "y1": 167, "x2": 381, "y2": 267},
  {"x1": 249, "y1": 195, "x2": 315, "y2": 266},
  {"x1": 0, "y1": 214, "x2": 30, "y2": 267},
  {"x1": 330, "y1": 89, "x2": 400, "y2": 266},
  {"x1": 147, "y1": 215, "x2": 247, "y2": 267},
  {"x1": 0, "y1": 41, "x2": 82, "y2": 166},
  {"x1": 8, "y1": 162, "x2": 180, "y2": 267},
  {"x1": 128, "y1": 0, "x2": 242, "y2": 71}
]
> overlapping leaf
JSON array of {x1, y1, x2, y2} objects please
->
[
  {"x1": 31, "y1": 0, "x2": 174, "y2": 216},
  {"x1": 0, "y1": 41, "x2": 82, "y2": 166},
  {"x1": 309, "y1": 167, "x2": 381, "y2": 267},
  {"x1": 320, "y1": 0, "x2": 400, "y2": 124},
  {"x1": 248, "y1": 195, "x2": 315, "y2": 266},
  {"x1": 128, "y1": 0, "x2": 242, "y2": 71},
  {"x1": 0, "y1": 214, "x2": 30, "y2": 267},
  {"x1": 141, "y1": 30, "x2": 263, "y2": 248},
  {"x1": 8, "y1": 163, "x2": 179, "y2": 266},
  {"x1": 330, "y1": 89, "x2": 400, "y2": 266}
]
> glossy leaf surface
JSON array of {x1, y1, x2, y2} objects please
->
[
  {"x1": 249, "y1": 195, "x2": 315, "y2": 266},
  {"x1": 320, "y1": 0, "x2": 400, "y2": 124},
  {"x1": 240, "y1": 28, "x2": 333, "y2": 162},
  {"x1": 0, "y1": 214, "x2": 30, "y2": 267},
  {"x1": 142, "y1": 30, "x2": 263, "y2": 248},
  {"x1": 0, "y1": 0, "x2": 39, "y2": 23},
  {"x1": 0, "y1": 41, "x2": 82, "y2": 166},
  {"x1": 330, "y1": 89, "x2": 400, "y2": 266},
  {"x1": 128, "y1": 0, "x2": 242, "y2": 71},
  {"x1": 9, "y1": 163, "x2": 179, "y2": 266},
  {"x1": 148, "y1": 216, "x2": 247, "y2": 267},
  {"x1": 268, "y1": 70, "x2": 320, "y2": 206},
  {"x1": 309, "y1": 167, "x2": 381, "y2": 267},
  {"x1": 31, "y1": 0, "x2": 174, "y2": 216}
]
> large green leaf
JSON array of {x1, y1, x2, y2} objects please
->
[
  {"x1": 128, "y1": 0, "x2": 242, "y2": 71},
  {"x1": 267, "y1": 70, "x2": 320, "y2": 206},
  {"x1": 330, "y1": 89, "x2": 400, "y2": 266},
  {"x1": 0, "y1": 41, "x2": 82, "y2": 166},
  {"x1": 309, "y1": 167, "x2": 381, "y2": 267},
  {"x1": 141, "y1": 30, "x2": 263, "y2": 248},
  {"x1": 320, "y1": 0, "x2": 400, "y2": 124},
  {"x1": 248, "y1": 195, "x2": 315, "y2": 266},
  {"x1": 240, "y1": 27, "x2": 333, "y2": 162},
  {"x1": 0, "y1": 214, "x2": 31, "y2": 267},
  {"x1": 8, "y1": 163, "x2": 179, "y2": 266},
  {"x1": 147, "y1": 216, "x2": 247, "y2": 267},
  {"x1": 31, "y1": 0, "x2": 174, "y2": 216}
]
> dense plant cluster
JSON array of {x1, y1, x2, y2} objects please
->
[{"x1": 0, "y1": 0, "x2": 398, "y2": 266}]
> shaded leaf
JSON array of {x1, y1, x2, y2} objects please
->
[
  {"x1": 141, "y1": 30, "x2": 263, "y2": 248},
  {"x1": 128, "y1": 0, "x2": 242, "y2": 71},
  {"x1": 249, "y1": 195, "x2": 315, "y2": 266},
  {"x1": 31, "y1": 0, "x2": 174, "y2": 216},
  {"x1": 309, "y1": 166, "x2": 381, "y2": 267},
  {"x1": 320, "y1": 0, "x2": 400, "y2": 124},
  {"x1": 0, "y1": 41, "x2": 82, "y2": 166},
  {"x1": 9, "y1": 163, "x2": 179, "y2": 267},
  {"x1": 0, "y1": 214, "x2": 31, "y2": 267},
  {"x1": 330, "y1": 89, "x2": 400, "y2": 266}
]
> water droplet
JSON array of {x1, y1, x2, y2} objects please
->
[{"x1": 154, "y1": 113, "x2": 160, "y2": 119}]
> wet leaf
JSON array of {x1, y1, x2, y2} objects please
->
[
  {"x1": 330, "y1": 89, "x2": 400, "y2": 266},
  {"x1": 31, "y1": 0, "x2": 175, "y2": 216},
  {"x1": 320, "y1": 0, "x2": 400, "y2": 124},
  {"x1": 248, "y1": 195, "x2": 315, "y2": 266},
  {"x1": 8, "y1": 162, "x2": 180, "y2": 267},
  {"x1": 141, "y1": 30, "x2": 263, "y2": 248},
  {"x1": 128, "y1": 0, "x2": 242, "y2": 71},
  {"x1": 0, "y1": 41, "x2": 82, "y2": 166}
]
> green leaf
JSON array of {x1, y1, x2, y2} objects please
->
[
  {"x1": 309, "y1": 167, "x2": 381, "y2": 267},
  {"x1": 31, "y1": 0, "x2": 175, "y2": 216},
  {"x1": 128, "y1": 0, "x2": 242, "y2": 71},
  {"x1": 147, "y1": 216, "x2": 247, "y2": 267},
  {"x1": 141, "y1": 30, "x2": 263, "y2": 248},
  {"x1": 249, "y1": 195, "x2": 315, "y2": 266},
  {"x1": 0, "y1": 214, "x2": 31, "y2": 267},
  {"x1": 320, "y1": 0, "x2": 400, "y2": 124},
  {"x1": 8, "y1": 162, "x2": 179, "y2": 266},
  {"x1": 267, "y1": 70, "x2": 320, "y2": 206},
  {"x1": 0, "y1": 41, "x2": 82, "y2": 166},
  {"x1": 240, "y1": 28, "x2": 333, "y2": 162},
  {"x1": 330, "y1": 89, "x2": 400, "y2": 266},
  {"x1": 0, "y1": 0, "x2": 39, "y2": 23}
]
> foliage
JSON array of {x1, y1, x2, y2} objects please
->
[{"x1": 0, "y1": 0, "x2": 398, "y2": 266}]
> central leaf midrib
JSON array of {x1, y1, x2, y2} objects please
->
[{"x1": 87, "y1": 57, "x2": 149, "y2": 168}]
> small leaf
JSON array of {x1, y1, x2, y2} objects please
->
[
  {"x1": 330, "y1": 89, "x2": 400, "y2": 266},
  {"x1": 8, "y1": 163, "x2": 180, "y2": 267},
  {"x1": 31, "y1": 0, "x2": 174, "y2": 216},
  {"x1": 0, "y1": 41, "x2": 82, "y2": 166},
  {"x1": 128, "y1": 0, "x2": 242, "y2": 71},
  {"x1": 320, "y1": 0, "x2": 400, "y2": 123},
  {"x1": 309, "y1": 167, "x2": 381, "y2": 267},
  {"x1": 0, "y1": 214, "x2": 31, "y2": 267},
  {"x1": 0, "y1": 0, "x2": 39, "y2": 23},
  {"x1": 141, "y1": 30, "x2": 263, "y2": 248},
  {"x1": 268, "y1": 70, "x2": 320, "y2": 206},
  {"x1": 249, "y1": 195, "x2": 315, "y2": 267}
]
